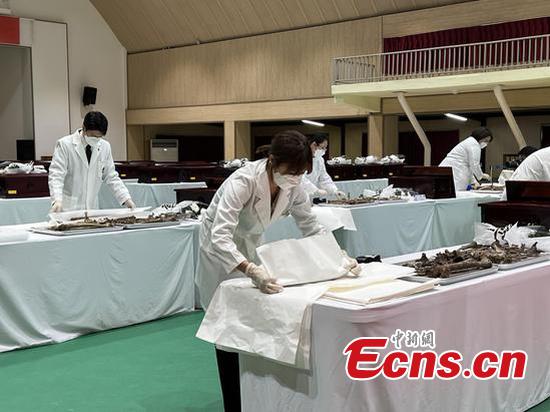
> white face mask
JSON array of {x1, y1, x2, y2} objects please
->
[
  {"x1": 84, "y1": 136, "x2": 101, "y2": 146},
  {"x1": 273, "y1": 171, "x2": 302, "y2": 190},
  {"x1": 480, "y1": 142, "x2": 488, "y2": 149},
  {"x1": 315, "y1": 149, "x2": 326, "y2": 158},
  {"x1": 82, "y1": 130, "x2": 102, "y2": 146}
]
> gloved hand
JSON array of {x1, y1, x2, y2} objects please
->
[
  {"x1": 335, "y1": 191, "x2": 346, "y2": 199},
  {"x1": 342, "y1": 250, "x2": 362, "y2": 277},
  {"x1": 124, "y1": 199, "x2": 136, "y2": 209},
  {"x1": 50, "y1": 200, "x2": 63, "y2": 213},
  {"x1": 316, "y1": 189, "x2": 328, "y2": 197},
  {"x1": 244, "y1": 262, "x2": 284, "y2": 294},
  {"x1": 481, "y1": 173, "x2": 491, "y2": 181}
]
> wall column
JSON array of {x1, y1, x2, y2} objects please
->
[
  {"x1": 235, "y1": 121, "x2": 251, "y2": 159},
  {"x1": 383, "y1": 115, "x2": 399, "y2": 155},
  {"x1": 368, "y1": 114, "x2": 384, "y2": 157},
  {"x1": 224, "y1": 121, "x2": 236, "y2": 160},
  {"x1": 225, "y1": 120, "x2": 251, "y2": 160}
]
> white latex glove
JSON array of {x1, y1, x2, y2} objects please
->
[
  {"x1": 316, "y1": 189, "x2": 328, "y2": 197},
  {"x1": 50, "y1": 200, "x2": 63, "y2": 213},
  {"x1": 342, "y1": 250, "x2": 362, "y2": 277},
  {"x1": 244, "y1": 262, "x2": 284, "y2": 294},
  {"x1": 124, "y1": 199, "x2": 136, "y2": 209},
  {"x1": 481, "y1": 173, "x2": 491, "y2": 181},
  {"x1": 335, "y1": 191, "x2": 346, "y2": 199}
]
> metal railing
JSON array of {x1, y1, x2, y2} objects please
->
[{"x1": 332, "y1": 34, "x2": 550, "y2": 84}]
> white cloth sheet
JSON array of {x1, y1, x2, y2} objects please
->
[
  {"x1": 198, "y1": 261, "x2": 419, "y2": 369},
  {"x1": 197, "y1": 279, "x2": 329, "y2": 369},
  {"x1": 240, "y1": 249, "x2": 550, "y2": 412},
  {"x1": 0, "y1": 223, "x2": 199, "y2": 352},
  {"x1": 311, "y1": 207, "x2": 356, "y2": 232}
]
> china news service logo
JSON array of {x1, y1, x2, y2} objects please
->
[{"x1": 343, "y1": 329, "x2": 527, "y2": 380}]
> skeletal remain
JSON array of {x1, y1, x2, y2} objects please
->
[{"x1": 405, "y1": 242, "x2": 541, "y2": 278}]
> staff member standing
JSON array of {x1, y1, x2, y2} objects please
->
[
  {"x1": 302, "y1": 134, "x2": 345, "y2": 198},
  {"x1": 196, "y1": 130, "x2": 358, "y2": 412},
  {"x1": 48, "y1": 111, "x2": 136, "y2": 212},
  {"x1": 439, "y1": 127, "x2": 494, "y2": 191}
]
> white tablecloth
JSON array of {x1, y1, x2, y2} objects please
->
[
  {"x1": 0, "y1": 222, "x2": 199, "y2": 352},
  {"x1": 0, "y1": 197, "x2": 51, "y2": 225},
  {"x1": 335, "y1": 178, "x2": 389, "y2": 198},
  {"x1": 263, "y1": 195, "x2": 500, "y2": 258},
  {"x1": 240, "y1": 251, "x2": 550, "y2": 412},
  {"x1": 98, "y1": 181, "x2": 207, "y2": 209}
]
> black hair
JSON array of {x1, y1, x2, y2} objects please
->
[
  {"x1": 255, "y1": 144, "x2": 271, "y2": 159},
  {"x1": 270, "y1": 130, "x2": 312, "y2": 174},
  {"x1": 519, "y1": 146, "x2": 538, "y2": 158},
  {"x1": 471, "y1": 127, "x2": 493, "y2": 142},
  {"x1": 307, "y1": 133, "x2": 329, "y2": 145},
  {"x1": 83, "y1": 111, "x2": 108, "y2": 135}
]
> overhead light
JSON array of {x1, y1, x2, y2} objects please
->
[
  {"x1": 302, "y1": 119, "x2": 325, "y2": 127},
  {"x1": 445, "y1": 113, "x2": 468, "y2": 122}
]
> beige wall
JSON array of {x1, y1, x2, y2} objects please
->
[
  {"x1": 383, "y1": 0, "x2": 550, "y2": 38},
  {"x1": 486, "y1": 115, "x2": 550, "y2": 166},
  {"x1": 124, "y1": 0, "x2": 550, "y2": 161},
  {"x1": 127, "y1": 18, "x2": 381, "y2": 109}
]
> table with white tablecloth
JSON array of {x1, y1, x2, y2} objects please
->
[
  {"x1": 0, "y1": 222, "x2": 199, "y2": 352},
  {"x1": 0, "y1": 182, "x2": 208, "y2": 227},
  {"x1": 334, "y1": 178, "x2": 389, "y2": 198},
  {"x1": 0, "y1": 197, "x2": 51, "y2": 225},
  {"x1": 98, "y1": 181, "x2": 207, "y2": 209},
  {"x1": 263, "y1": 195, "x2": 498, "y2": 258},
  {"x1": 240, "y1": 251, "x2": 550, "y2": 412}
]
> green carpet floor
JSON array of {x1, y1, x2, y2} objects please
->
[
  {"x1": 0, "y1": 311, "x2": 549, "y2": 412},
  {"x1": 0, "y1": 311, "x2": 222, "y2": 412}
]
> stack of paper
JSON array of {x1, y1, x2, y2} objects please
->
[{"x1": 325, "y1": 278, "x2": 437, "y2": 306}]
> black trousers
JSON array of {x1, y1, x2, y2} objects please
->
[{"x1": 215, "y1": 348, "x2": 241, "y2": 412}]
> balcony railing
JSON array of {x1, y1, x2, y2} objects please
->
[{"x1": 332, "y1": 34, "x2": 550, "y2": 85}]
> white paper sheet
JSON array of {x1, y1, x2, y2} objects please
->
[
  {"x1": 256, "y1": 232, "x2": 349, "y2": 286},
  {"x1": 324, "y1": 279, "x2": 437, "y2": 305},
  {"x1": 326, "y1": 262, "x2": 415, "y2": 292},
  {"x1": 196, "y1": 278, "x2": 330, "y2": 369}
]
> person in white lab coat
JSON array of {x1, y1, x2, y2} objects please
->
[
  {"x1": 48, "y1": 111, "x2": 135, "y2": 212},
  {"x1": 302, "y1": 134, "x2": 345, "y2": 198},
  {"x1": 439, "y1": 127, "x2": 493, "y2": 191},
  {"x1": 509, "y1": 146, "x2": 550, "y2": 181},
  {"x1": 501, "y1": 147, "x2": 548, "y2": 200},
  {"x1": 498, "y1": 146, "x2": 538, "y2": 184},
  {"x1": 196, "y1": 130, "x2": 359, "y2": 412}
]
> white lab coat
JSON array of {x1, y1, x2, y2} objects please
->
[
  {"x1": 501, "y1": 147, "x2": 550, "y2": 200},
  {"x1": 509, "y1": 147, "x2": 550, "y2": 181},
  {"x1": 439, "y1": 136, "x2": 484, "y2": 191},
  {"x1": 196, "y1": 159, "x2": 323, "y2": 308},
  {"x1": 302, "y1": 156, "x2": 339, "y2": 196},
  {"x1": 48, "y1": 129, "x2": 131, "y2": 211}
]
